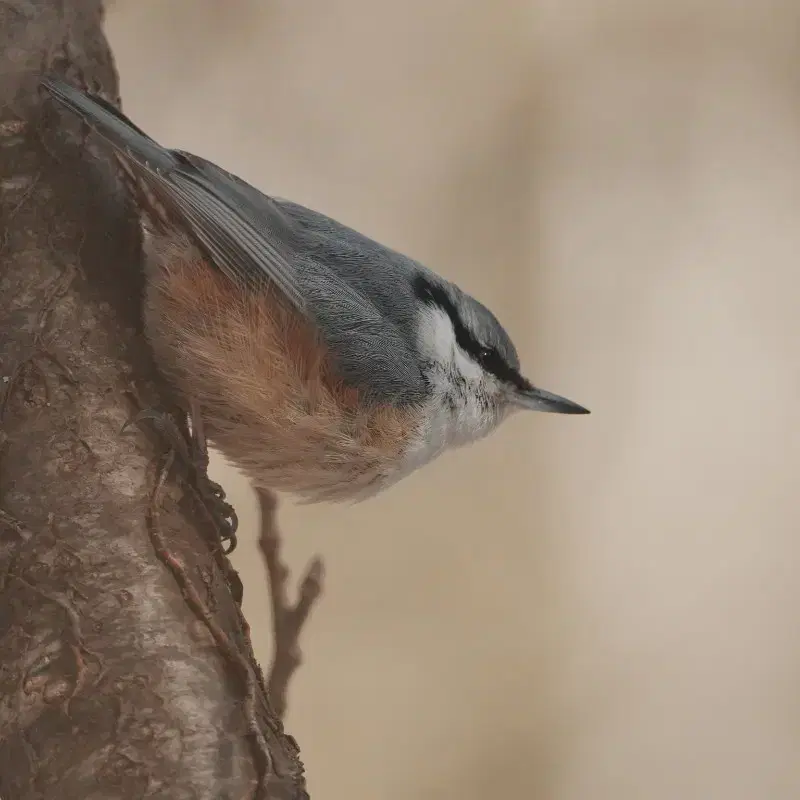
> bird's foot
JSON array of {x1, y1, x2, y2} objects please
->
[{"x1": 126, "y1": 407, "x2": 238, "y2": 554}]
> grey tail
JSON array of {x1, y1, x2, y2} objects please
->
[{"x1": 41, "y1": 77, "x2": 177, "y2": 175}]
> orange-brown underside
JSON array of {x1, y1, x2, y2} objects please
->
[{"x1": 142, "y1": 236, "x2": 418, "y2": 501}]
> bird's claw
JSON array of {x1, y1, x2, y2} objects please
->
[{"x1": 124, "y1": 407, "x2": 238, "y2": 553}]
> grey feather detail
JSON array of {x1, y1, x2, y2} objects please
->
[
  {"x1": 164, "y1": 172, "x2": 307, "y2": 311},
  {"x1": 41, "y1": 78, "x2": 176, "y2": 173},
  {"x1": 296, "y1": 269, "x2": 427, "y2": 405}
]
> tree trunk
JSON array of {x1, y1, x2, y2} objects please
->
[{"x1": 0, "y1": 1, "x2": 307, "y2": 797}]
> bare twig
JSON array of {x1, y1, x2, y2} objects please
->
[{"x1": 257, "y1": 488, "x2": 324, "y2": 720}]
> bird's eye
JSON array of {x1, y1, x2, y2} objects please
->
[{"x1": 477, "y1": 346, "x2": 494, "y2": 363}]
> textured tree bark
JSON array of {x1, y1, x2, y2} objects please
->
[{"x1": 0, "y1": 1, "x2": 308, "y2": 798}]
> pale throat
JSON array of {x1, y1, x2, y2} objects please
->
[{"x1": 396, "y1": 304, "x2": 506, "y2": 478}]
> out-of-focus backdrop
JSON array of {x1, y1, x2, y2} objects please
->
[{"x1": 106, "y1": 2, "x2": 800, "y2": 798}]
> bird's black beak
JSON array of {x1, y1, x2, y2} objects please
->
[{"x1": 510, "y1": 383, "x2": 590, "y2": 415}]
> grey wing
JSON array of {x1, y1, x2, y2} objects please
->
[
  {"x1": 41, "y1": 79, "x2": 427, "y2": 403},
  {"x1": 146, "y1": 157, "x2": 307, "y2": 311},
  {"x1": 296, "y1": 259, "x2": 427, "y2": 404},
  {"x1": 148, "y1": 157, "x2": 427, "y2": 404}
]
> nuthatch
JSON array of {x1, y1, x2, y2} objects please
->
[{"x1": 43, "y1": 77, "x2": 589, "y2": 509}]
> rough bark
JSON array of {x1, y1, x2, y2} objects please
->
[{"x1": 0, "y1": 1, "x2": 308, "y2": 798}]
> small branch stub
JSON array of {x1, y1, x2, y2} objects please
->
[{"x1": 257, "y1": 488, "x2": 324, "y2": 720}]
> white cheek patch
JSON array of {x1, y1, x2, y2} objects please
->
[
  {"x1": 396, "y1": 304, "x2": 507, "y2": 482},
  {"x1": 416, "y1": 305, "x2": 482, "y2": 382}
]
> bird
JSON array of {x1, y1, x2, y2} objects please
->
[{"x1": 41, "y1": 76, "x2": 589, "y2": 520}]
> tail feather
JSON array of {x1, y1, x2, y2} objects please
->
[{"x1": 41, "y1": 77, "x2": 177, "y2": 175}]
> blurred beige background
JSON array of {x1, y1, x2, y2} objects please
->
[{"x1": 106, "y1": 2, "x2": 800, "y2": 798}]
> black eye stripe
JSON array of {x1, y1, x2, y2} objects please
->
[{"x1": 412, "y1": 275, "x2": 530, "y2": 391}]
